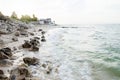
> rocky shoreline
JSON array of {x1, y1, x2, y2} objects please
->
[{"x1": 0, "y1": 19, "x2": 60, "y2": 80}]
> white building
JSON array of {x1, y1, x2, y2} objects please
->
[{"x1": 39, "y1": 18, "x2": 54, "y2": 25}]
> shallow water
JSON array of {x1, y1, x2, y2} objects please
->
[{"x1": 44, "y1": 24, "x2": 120, "y2": 80}]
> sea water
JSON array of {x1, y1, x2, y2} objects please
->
[{"x1": 44, "y1": 24, "x2": 120, "y2": 80}]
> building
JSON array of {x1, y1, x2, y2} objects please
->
[{"x1": 39, "y1": 18, "x2": 54, "y2": 25}]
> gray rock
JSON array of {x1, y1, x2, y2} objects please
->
[
  {"x1": 41, "y1": 38, "x2": 46, "y2": 42},
  {"x1": 22, "y1": 40, "x2": 31, "y2": 48},
  {"x1": 23, "y1": 57, "x2": 39, "y2": 65},
  {"x1": 0, "y1": 60, "x2": 13, "y2": 67},
  {"x1": 10, "y1": 67, "x2": 31, "y2": 80},
  {"x1": 14, "y1": 31, "x2": 20, "y2": 36},
  {"x1": 12, "y1": 37, "x2": 18, "y2": 41}
]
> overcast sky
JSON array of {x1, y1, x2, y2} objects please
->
[{"x1": 0, "y1": 0, "x2": 120, "y2": 24}]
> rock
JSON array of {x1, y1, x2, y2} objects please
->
[
  {"x1": 0, "y1": 31, "x2": 7, "y2": 34},
  {"x1": 41, "y1": 38, "x2": 46, "y2": 42},
  {"x1": 0, "y1": 75, "x2": 9, "y2": 80},
  {"x1": 0, "y1": 70, "x2": 4, "y2": 75},
  {"x1": 14, "y1": 31, "x2": 20, "y2": 36},
  {"x1": 46, "y1": 66, "x2": 52, "y2": 74},
  {"x1": 41, "y1": 35, "x2": 45, "y2": 38},
  {"x1": 0, "y1": 39, "x2": 4, "y2": 44},
  {"x1": 0, "y1": 47, "x2": 12, "y2": 57},
  {"x1": 18, "y1": 23, "x2": 28, "y2": 30},
  {"x1": 0, "y1": 47, "x2": 12, "y2": 59},
  {"x1": 29, "y1": 46, "x2": 39, "y2": 51},
  {"x1": 12, "y1": 37, "x2": 18, "y2": 41},
  {"x1": 38, "y1": 29, "x2": 42, "y2": 31},
  {"x1": 13, "y1": 47, "x2": 17, "y2": 51},
  {"x1": 34, "y1": 37, "x2": 40, "y2": 40},
  {"x1": 20, "y1": 31, "x2": 28, "y2": 37},
  {"x1": 22, "y1": 38, "x2": 40, "y2": 51},
  {"x1": 0, "y1": 51, "x2": 9, "y2": 59},
  {"x1": 0, "y1": 60, "x2": 13, "y2": 67},
  {"x1": 42, "y1": 64, "x2": 47, "y2": 68},
  {"x1": 29, "y1": 32, "x2": 34, "y2": 36},
  {"x1": 22, "y1": 40, "x2": 31, "y2": 48},
  {"x1": 10, "y1": 67, "x2": 31, "y2": 80},
  {"x1": 23, "y1": 57, "x2": 39, "y2": 65},
  {"x1": 41, "y1": 31, "x2": 45, "y2": 34},
  {"x1": 30, "y1": 39, "x2": 40, "y2": 47}
]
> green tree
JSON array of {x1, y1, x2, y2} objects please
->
[
  {"x1": 20, "y1": 15, "x2": 32, "y2": 23},
  {"x1": 32, "y1": 14, "x2": 38, "y2": 21},
  {"x1": 11, "y1": 11, "x2": 18, "y2": 20}
]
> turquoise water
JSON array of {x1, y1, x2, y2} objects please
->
[{"x1": 45, "y1": 24, "x2": 120, "y2": 80}]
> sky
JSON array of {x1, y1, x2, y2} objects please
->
[{"x1": 0, "y1": 0, "x2": 120, "y2": 24}]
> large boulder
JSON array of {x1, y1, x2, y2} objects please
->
[
  {"x1": 29, "y1": 46, "x2": 39, "y2": 51},
  {"x1": 30, "y1": 39, "x2": 40, "y2": 47},
  {"x1": 0, "y1": 47, "x2": 12, "y2": 59},
  {"x1": 22, "y1": 40, "x2": 31, "y2": 48},
  {"x1": 10, "y1": 67, "x2": 31, "y2": 80},
  {"x1": 0, "y1": 47, "x2": 12, "y2": 57},
  {"x1": 23, "y1": 57, "x2": 39, "y2": 65},
  {"x1": 22, "y1": 38, "x2": 40, "y2": 51},
  {"x1": 0, "y1": 69, "x2": 9, "y2": 80}
]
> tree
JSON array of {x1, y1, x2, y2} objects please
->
[
  {"x1": 32, "y1": 14, "x2": 38, "y2": 21},
  {"x1": 0, "y1": 12, "x2": 7, "y2": 21},
  {"x1": 11, "y1": 11, "x2": 18, "y2": 20},
  {"x1": 20, "y1": 15, "x2": 32, "y2": 23}
]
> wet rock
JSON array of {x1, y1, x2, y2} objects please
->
[
  {"x1": 14, "y1": 31, "x2": 20, "y2": 36},
  {"x1": 41, "y1": 38, "x2": 46, "y2": 42},
  {"x1": 46, "y1": 66, "x2": 52, "y2": 74},
  {"x1": 23, "y1": 57, "x2": 39, "y2": 66},
  {"x1": 0, "y1": 31, "x2": 7, "y2": 34},
  {"x1": 0, "y1": 39, "x2": 4, "y2": 45},
  {"x1": 18, "y1": 23, "x2": 28, "y2": 30},
  {"x1": 22, "y1": 38, "x2": 40, "y2": 51},
  {"x1": 10, "y1": 67, "x2": 31, "y2": 80},
  {"x1": 0, "y1": 47, "x2": 12, "y2": 57},
  {"x1": 41, "y1": 35, "x2": 45, "y2": 38},
  {"x1": 22, "y1": 40, "x2": 31, "y2": 48},
  {"x1": 29, "y1": 32, "x2": 34, "y2": 36},
  {"x1": 0, "y1": 70, "x2": 4, "y2": 75},
  {"x1": 0, "y1": 60, "x2": 13, "y2": 67},
  {"x1": 42, "y1": 64, "x2": 47, "y2": 68},
  {"x1": 13, "y1": 47, "x2": 17, "y2": 51},
  {"x1": 0, "y1": 75, "x2": 9, "y2": 80},
  {"x1": 12, "y1": 37, "x2": 18, "y2": 41},
  {"x1": 34, "y1": 37, "x2": 40, "y2": 40},
  {"x1": 20, "y1": 31, "x2": 28, "y2": 37},
  {"x1": 38, "y1": 29, "x2": 42, "y2": 31},
  {"x1": 0, "y1": 47, "x2": 12, "y2": 59},
  {"x1": 30, "y1": 39, "x2": 40, "y2": 47},
  {"x1": 0, "y1": 51, "x2": 9, "y2": 59},
  {"x1": 41, "y1": 31, "x2": 45, "y2": 34},
  {"x1": 29, "y1": 46, "x2": 39, "y2": 51}
]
